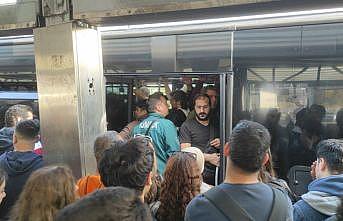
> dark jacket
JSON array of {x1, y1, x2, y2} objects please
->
[
  {"x1": 0, "y1": 127, "x2": 14, "y2": 156},
  {"x1": 293, "y1": 175, "x2": 343, "y2": 221},
  {"x1": 0, "y1": 151, "x2": 43, "y2": 220},
  {"x1": 288, "y1": 130, "x2": 317, "y2": 169}
]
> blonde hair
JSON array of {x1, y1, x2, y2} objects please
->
[{"x1": 10, "y1": 166, "x2": 76, "y2": 221}]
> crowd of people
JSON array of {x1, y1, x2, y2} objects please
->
[{"x1": 0, "y1": 80, "x2": 341, "y2": 221}]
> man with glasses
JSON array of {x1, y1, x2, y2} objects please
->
[
  {"x1": 132, "y1": 92, "x2": 180, "y2": 175},
  {"x1": 179, "y1": 93, "x2": 220, "y2": 185}
]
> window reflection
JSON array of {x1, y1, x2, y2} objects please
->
[{"x1": 234, "y1": 23, "x2": 343, "y2": 179}]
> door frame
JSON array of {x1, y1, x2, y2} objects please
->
[{"x1": 105, "y1": 71, "x2": 233, "y2": 183}]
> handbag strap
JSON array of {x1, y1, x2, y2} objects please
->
[
  {"x1": 203, "y1": 187, "x2": 254, "y2": 221},
  {"x1": 145, "y1": 119, "x2": 159, "y2": 136}
]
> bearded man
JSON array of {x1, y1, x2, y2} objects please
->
[{"x1": 180, "y1": 93, "x2": 220, "y2": 185}]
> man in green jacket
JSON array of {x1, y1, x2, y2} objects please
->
[{"x1": 133, "y1": 92, "x2": 180, "y2": 175}]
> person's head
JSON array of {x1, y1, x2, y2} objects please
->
[
  {"x1": 99, "y1": 137, "x2": 155, "y2": 200},
  {"x1": 147, "y1": 92, "x2": 169, "y2": 117},
  {"x1": 315, "y1": 139, "x2": 343, "y2": 179},
  {"x1": 157, "y1": 152, "x2": 201, "y2": 221},
  {"x1": 336, "y1": 108, "x2": 343, "y2": 128},
  {"x1": 309, "y1": 104, "x2": 326, "y2": 122},
  {"x1": 135, "y1": 87, "x2": 150, "y2": 101},
  {"x1": 4, "y1": 104, "x2": 33, "y2": 128},
  {"x1": 182, "y1": 146, "x2": 205, "y2": 173},
  {"x1": 225, "y1": 120, "x2": 271, "y2": 174},
  {"x1": 11, "y1": 166, "x2": 76, "y2": 221},
  {"x1": 301, "y1": 116, "x2": 322, "y2": 150},
  {"x1": 170, "y1": 90, "x2": 187, "y2": 110},
  {"x1": 202, "y1": 85, "x2": 217, "y2": 109},
  {"x1": 265, "y1": 108, "x2": 281, "y2": 128},
  {"x1": 94, "y1": 131, "x2": 124, "y2": 164},
  {"x1": 0, "y1": 169, "x2": 6, "y2": 204},
  {"x1": 193, "y1": 94, "x2": 211, "y2": 122},
  {"x1": 134, "y1": 99, "x2": 148, "y2": 120},
  {"x1": 295, "y1": 107, "x2": 308, "y2": 128},
  {"x1": 13, "y1": 119, "x2": 40, "y2": 151},
  {"x1": 55, "y1": 187, "x2": 153, "y2": 221}
]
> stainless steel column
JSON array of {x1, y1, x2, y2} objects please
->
[
  {"x1": 34, "y1": 22, "x2": 106, "y2": 178},
  {"x1": 218, "y1": 72, "x2": 233, "y2": 183}
]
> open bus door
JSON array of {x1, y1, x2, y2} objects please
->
[{"x1": 105, "y1": 72, "x2": 233, "y2": 184}]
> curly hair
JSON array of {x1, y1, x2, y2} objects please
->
[
  {"x1": 10, "y1": 166, "x2": 76, "y2": 221},
  {"x1": 5, "y1": 104, "x2": 33, "y2": 127},
  {"x1": 144, "y1": 173, "x2": 162, "y2": 204},
  {"x1": 99, "y1": 137, "x2": 154, "y2": 193},
  {"x1": 156, "y1": 152, "x2": 201, "y2": 221}
]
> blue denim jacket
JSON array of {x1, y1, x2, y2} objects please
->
[
  {"x1": 293, "y1": 175, "x2": 343, "y2": 221},
  {"x1": 293, "y1": 200, "x2": 329, "y2": 221}
]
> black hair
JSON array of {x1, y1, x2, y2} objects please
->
[
  {"x1": 316, "y1": 139, "x2": 343, "y2": 174},
  {"x1": 192, "y1": 93, "x2": 211, "y2": 108},
  {"x1": 170, "y1": 90, "x2": 188, "y2": 109},
  {"x1": 309, "y1": 104, "x2": 326, "y2": 120},
  {"x1": 201, "y1": 85, "x2": 217, "y2": 94},
  {"x1": 302, "y1": 116, "x2": 323, "y2": 137},
  {"x1": 15, "y1": 119, "x2": 40, "y2": 141},
  {"x1": 5, "y1": 104, "x2": 33, "y2": 127},
  {"x1": 99, "y1": 137, "x2": 154, "y2": 193},
  {"x1": 147, "y1": 92, "x2": 168, "y2": 113},
  {"x1": 134, "y1": 99, "x2": 149, "y2": 111},
  {"x1": 55, "y1": 187, "x2": 152, "y2": 221},
  {"x1": 229, "y1": 120, "x2": 271, "y2": 173}
]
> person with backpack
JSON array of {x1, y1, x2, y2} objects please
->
[
  {"x1": 132, "y1": 92, "x2": 180, "y2": 175},
  {"x1": 185, "y1": 120, "x2": 293, "y2": 221}
]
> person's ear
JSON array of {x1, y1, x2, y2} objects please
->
[
  {"x1": 155, "y1": 101, "x2": 162, "y2": 112},
  {"x1": 13, "y1": 132, "x2": 18, "y2": 145},
  {"x1": 224, "y1": 143, "x2": 230, "y2": 157},
  {"x1": 318, "y1": 158, "x2": 327, "y2": 172},
  {"x1": 262, "y1": 152, "x2": 270, "y2": 166}
]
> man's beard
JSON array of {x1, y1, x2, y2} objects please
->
[{"x1": 196, "y1": 112, "x2": 209, "y2": 121}]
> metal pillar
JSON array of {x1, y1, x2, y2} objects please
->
[
  {"x1": 34, "y1": 22, "x2": 106, "y2": 178},
  {"x1": 218, "y1": 72, "x2": 233, "y2": 183}
]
